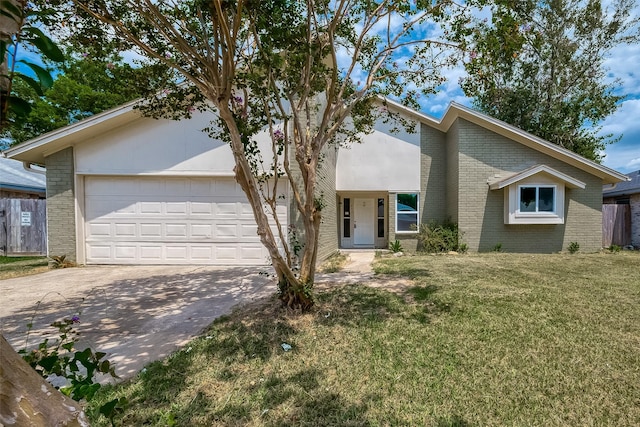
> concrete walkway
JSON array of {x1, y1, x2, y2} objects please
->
[{"x1": 316, "y1": 250, "x2": 378, "y2": 284}]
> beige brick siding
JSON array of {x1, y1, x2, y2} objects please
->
[
  {"x1": 455, "y1": 119, "x2": 603, "y2": 252},
  {"x1": 315, "y1": 144, "x2": 339, "y2": 262},
  {"x1": 45, "y1": 147, "x2": 76, "y2": 260},
  {"x1": 288, "y1": 143, "x2": 338, "y2": 264}
]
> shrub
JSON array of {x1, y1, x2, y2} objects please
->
[
  {"x1": 389, "y1": 240, "x2": 403, "y2": 253},
  {"x1": 492, "y1": 243, "x2": 502, "y2": 252},
  {"x1": 417, "y1": 220, "x2": 465, "y2": 253},
  {"x1": 568, "y1": 242, "x2": 580, "y2": 254},
  {"x1": 20, "y1": 313, "x2": 126, "y2": 424},
  {"x1": 608, "y1": 244, "x2": 621, "y2": 253}
]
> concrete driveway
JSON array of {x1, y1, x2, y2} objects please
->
[{"x1": 0, "y1": 265, "x2": 275, "y2": 381}]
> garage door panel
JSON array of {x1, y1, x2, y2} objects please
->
[
  {"x1": 191, "y1": 224, "x2": 213, "y2": 237},
  {"x1": 88, "y1": 223, "x2": 111, "y2": 237},
  {"x1": 140, "y1": 223, "x2": 162, "y2": 237},
  {"x1": 140, "y1": 202, "x2": 162, "y2": 214},
  {"x1": 216, "y1": 203, "x2": 239, "y2": 216},
  {"x1": 88, "y1": 245, "x2": 112, "y2": 259},
  {"x1": 166, "y1": 224, "x2": 187, "y2": 237},
  {"x1": 191, "y1": 202, "x2": 213, "y2": 215},
  {"x1": 113, "y1": 223, "x2": 134, "y2": 236},
  {"x1": 115, "y1": 246, "x2": 136, "y2": 260},
  {"x1": 84, "y1": 176, "x2": 286, "y2": 265},
  {"x1": 140, "y1": 246, "x2": 162, "y2": 260}
]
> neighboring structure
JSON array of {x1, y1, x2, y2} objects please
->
[
  {"x1": 3, "y1": 99, "x2": 628, "y2": 265},
  {"x1": 603, "y1": 170, "x2": 640, "y2": 248},
  {"x1": 0, "y1": 157, "x2": 46, "y2": 199}
]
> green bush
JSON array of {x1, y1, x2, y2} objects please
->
[
  {"x1": 608, "y1": 244, "x2": 621, "y2": 253},
  {"x1": 417, "y1": 220, "x2": 465, "y2": 253},
  {"x1": 568, "y1": 242, "x2": 580, "y2": 254},
  {"x1": 389, "y1": 240, "x2": 403, "y2": 253}
]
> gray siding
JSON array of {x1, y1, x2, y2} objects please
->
[
  {"x1": 455, "y1": 119, "x2": 603, "y2": 253},
  {"x1": 421, "y1": 124, "x2": 447, "y2": 223},
  {"x1": 445, "y1": 122, "x2": 459, "y2": 222},
  {"x1": 45, "y1": 147, "x2": 76, "y2": 260}
]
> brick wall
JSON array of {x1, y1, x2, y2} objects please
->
[
  {"x1": 45, "y1": 147, "x2": 77, "y2": 260},
  {"x1": 445, "y1": 122, "x2": 459, "y2": 222},
  {"x1": 315, "y1": 143, "x2": 339, "y2": 262},
  {"x1": 455, "y1": 119, "x2": 603, "y2": 252},
  {"x1": 421, "y1": 124, "x2": 447, "y2": 223}
]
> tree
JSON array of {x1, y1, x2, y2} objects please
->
[
  {"x1": 58, "y1": 0, "x2": 464, "y2": 309},
  {"x1": 1, "y1": 0, "x2": 64, "y2": 129},
  {"x1": 2, "y1": 51, "x2": 168, "y2": 144},
  {"x1": 453, "y1": 0, "x2": 639, "y2": 161}
]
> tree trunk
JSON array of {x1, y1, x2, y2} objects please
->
[{"x1": 0, "y1": 334, "x2": 88, "y2": 426}]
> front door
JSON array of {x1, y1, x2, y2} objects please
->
[{"x1": 353, "y1": 198, "x2": 374, "y2": 245}]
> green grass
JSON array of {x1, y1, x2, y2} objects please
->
[
  {"x1": 0, "y1": 256, "x2": 48, "y2": 279},
  {"x1": 88, "y1": 252, "x2": 640, "y2": 426}
]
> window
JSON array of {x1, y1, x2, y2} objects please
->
[
  {"x1": 343, "y1": 198, "x2": 351, "y2": 238},
  {"x1": 518, "y1": 185, "x2": 556, "y2": 214},
  {"x1": 396, "y1": 193, "x2": 418, "y2": 232},
  {"x1": 377, "y1": 198, "x2": 385, "y2": 238}
]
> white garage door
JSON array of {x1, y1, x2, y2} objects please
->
[{"x1": 83, "y1": 176, "x2": 287, "y2": 265}]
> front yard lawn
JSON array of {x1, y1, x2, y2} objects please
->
[
  {"x1": 0, "y1": 256, "x2": 48, "y2": 280},
  {"x1": 89, "y1": 252, "x2": 640, "y2": 426}
]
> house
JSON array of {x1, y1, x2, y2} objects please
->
[
  {"x1": 603, "y1": 170, "x2": 640, "y2": 248},
  {"x1": 0, "y1": 157, "x2": 46, "y2": 199},
  {"x1": 3, "y1": 99, "x2": 628, "y2": 265}
]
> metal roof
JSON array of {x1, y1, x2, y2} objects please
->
[{"x1": 0, "y1": 157, "x2": 46, "y2": 193}]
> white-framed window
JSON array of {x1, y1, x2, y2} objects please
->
[
  {"x1": 396, "y1": 193, "x2": 418, "y2": 233},
  {"x1": 504, "y1": 182, "x2": 565, "y2": 224},
  {"x1": 517, "y1": 185, "x2": 556, "y2": 214}
]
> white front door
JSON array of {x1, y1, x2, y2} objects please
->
[{"x1": 353, "y1": 198, "x2": 374, "y2": 245}]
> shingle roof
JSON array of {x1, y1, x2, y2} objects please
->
[
  {"x1": 603, "y1": 170, "x2": 640, "y2": 197},
  {"x1": 0, "y1": 157, "x2": 46, "y2": 193}
]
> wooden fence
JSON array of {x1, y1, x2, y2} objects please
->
[
  {"x1": 0, "y1": 199, "x2": 47, "y2": 256},
  {"x1": 602, "y1": 204, "x2": 631, "y2": 247}
]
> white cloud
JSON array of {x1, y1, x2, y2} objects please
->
[{"x1": 600, "y1": 98, "x2": 640, "y2": 136}]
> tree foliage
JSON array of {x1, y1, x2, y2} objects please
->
[
  {"x1": 2, "y1": 50, "x2": 168, "y2": 144},
  {"x1": 53, "y1": 0, "x2": 465, "y2": 309},
  {"x1": 1, "y1": 0, "x2": 64, "y2": 129},
  {"x1": 453, "y1": 0, "x2": 639, "y2": 161}
]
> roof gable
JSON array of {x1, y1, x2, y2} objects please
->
[
  {"x1": 488, "y1": 164, "x2": 586, "y2": 190},
  {"x1": 381, "y1": 99, "x2": 628, "y2": 185}
]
